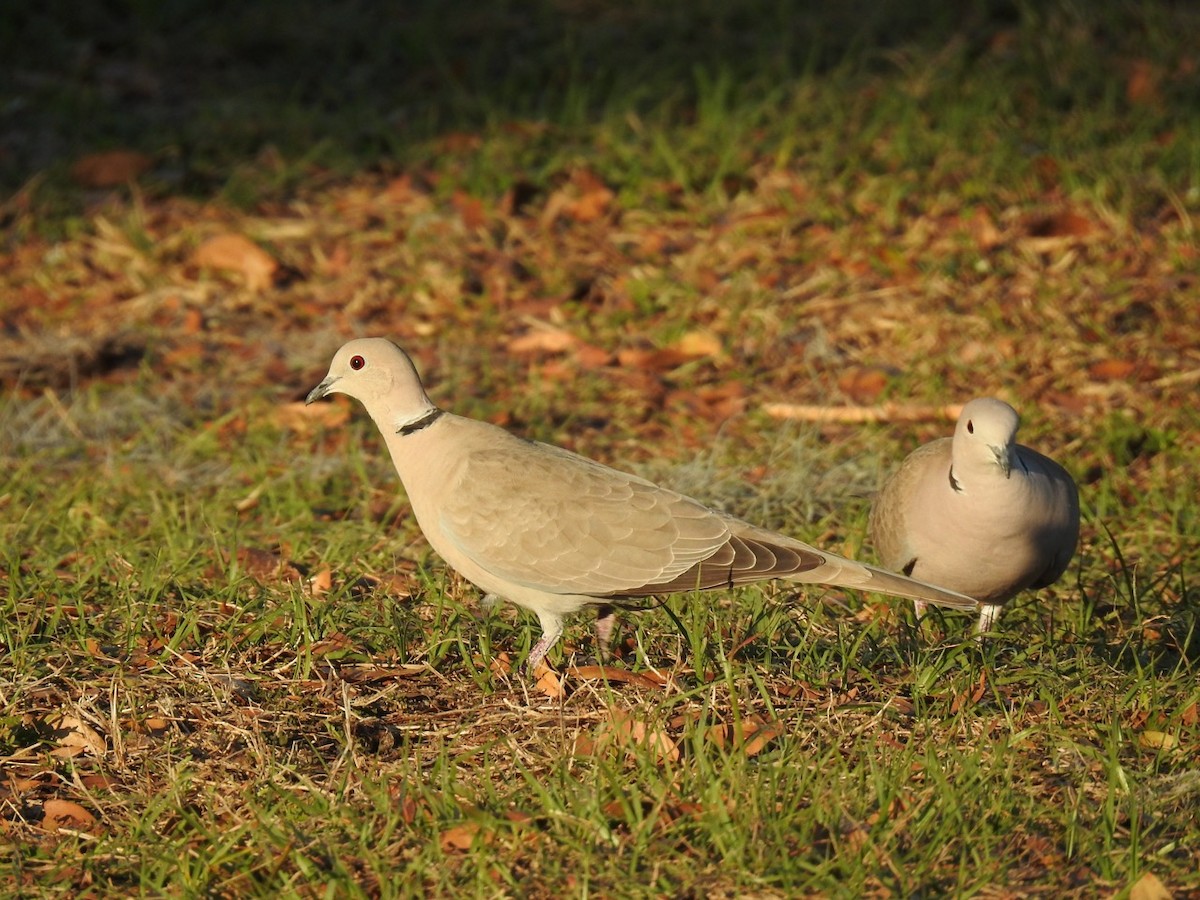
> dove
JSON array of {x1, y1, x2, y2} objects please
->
[
  {"x1": 869, "y1": 397, "x2": 1079, "y2": 633},
  {"x1": 308, "y1": 338, "x2": 978, "y2": 671}
]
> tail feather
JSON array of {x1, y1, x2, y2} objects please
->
[{"x1": 788, "y1": 557, "x2": 980, "y2": 612}]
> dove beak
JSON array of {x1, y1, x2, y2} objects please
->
[
  {"x1": 306, "y1": 375, "x2": 339, "y2": 405},
  {"x1": 991, "y1": 445, "x2": 1012, "y2": 479}
]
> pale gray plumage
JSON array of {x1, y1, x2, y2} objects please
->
[
  {"x1": 309, "y1": 338, "x2": 978, "y2": 671},
  {"x1": 869, "y1": 397, "x2": 1080, "y2": 633}
]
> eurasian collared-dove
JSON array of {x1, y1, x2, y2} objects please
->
[
  {"x1": 869, "y1": 397, "x2": 1079, "y2": 633},
  {"x1": 308, "y1": 338, "x2": 978, "y2": 671}
]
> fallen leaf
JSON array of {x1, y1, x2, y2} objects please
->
[
  {"x1": 595, "y1": 708, "x2": 680, "y2": 763},
  {"x1": 40, "y1": 799, "x2": 98, "y2": 833},
  {"x1": 439, "y1": 821, "x2": 487, "y2": 852},
  {"x1": 310, "y1": 632, "x2": 354, "y2": 658},
  {"x1": 309, "y1": 567, "x2": 333, "y2": 597},
  {"x1": 1138, "y1": 731, "x2": 1179, "y2": 751},
  {"x1": 69, "y1": 150, "x2": 153, "y2": 188},
  {"x1": 1130, "y1": 871, "x2": 1173, "y2": 900},
  {"x1": 508, "y1": 326, "x2": 579, "y2": 356},
  {"x1": 706, "y1": 718, "x2": 784, "y2": 757},
  {"x1": 1126, "y1": 60, "x2": 1162, "y2": 105},
  {"x1": 534, "y1": 663, "x2": 565, "y2": 700},
  {"x1": 339, "y1": 664, "x2": 426, "y2": 683},
  {"x1": 451, "y1": 191, "x2": 487, "y2": 230},
  {"x1": 566, "y1": 665, "x2": 668, "y2": 690},
  {"x1": 191, "y1": 233, "x2": 279, "y2": 292},
  {"x1": 273, "y1": 400, "x2": 351, "y2": 432},
  {"x1": 235, "y1": 547, "x2": 302, "y2": 583},
  {"x1": 1088, "y1": 359, "x2": 1137, "y2": 382},
  {"x1": 1026, "y1": 210, "x2": 1096, "y2": 240},
  {"x1": 49, "y1": 715, "x2": 107, "y2": 758},
  {"x1": 668, "y1": 330, "x2": 723, "y2": 360},
  {"x1": 837, "y1": 367, "x2": 889, "y2": 404}
]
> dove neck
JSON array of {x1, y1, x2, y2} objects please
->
[{"x1": 395, "y1": 407, "x2": 444, "y2": 436}]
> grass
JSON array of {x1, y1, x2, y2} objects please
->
[{"x1": 3, "y1": 0, "x2": 1200, "y2": 896}]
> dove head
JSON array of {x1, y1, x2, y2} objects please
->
[
  {"x1": 953, "y1": 397, "x2": 1020, "y2": 478},
  {"x1": 306, "y1": 338, "x2": 436, "y2": 427}
]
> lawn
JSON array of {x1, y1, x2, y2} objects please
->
[{"x1": 2, "y1": 1, "x2": 1199, "y2": 896}]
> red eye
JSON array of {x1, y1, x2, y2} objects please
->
[
  {"x1": 967, "y1": 420, "x2": 974, "y2": 434},
  {"x1": 350, "y1": 355, "x2": 365, "y2": 371}
]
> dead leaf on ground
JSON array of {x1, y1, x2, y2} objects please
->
[
  {"x1": 1024, "y1": 210, "x2": 1097, "y2": 241},
  {"x1": 234, "y1": 546, "x2": 302, "y2": 583},
  {"x1": 310, "y1": 632, "x2": 354, "y2": 658},
  {"x1": 542, "y1": 168, "x2": 616, "y2": 227},
  {"x1": 40, "y1": 799, "x2": 98, "y2": 834},
  {"x1": 534, "y1": 663, "x2": 566, "y2": 700},
  {"x1": 439, "y1": 821, "x2": 487, "y2": 852},
  {"x1": 566, "y1": 665, "x2": 669, "y2": 690},
  {"x1": 1130, "y1": 871, "x2": 1173, "y2": 900},
  {"x1": 1126, "y1": 60, "x2": 1163, "y2": 105},
  {"x1": 309, "y1": 567, "x2": 333, "y2": 597},
  {"x1": 706, "y1": 717, "x2": 784, "y2": 757},
  {"x1": 49, "y1": 714, "x2": 107, "y2": 759},
  {"x1": 594, "y1": 707, "x2": 680, "y2": 763},
  {"x1": 70, "y1": 150, "x2": 153, "y2": 188},
  {"x1": 1088, "y1": 359, "x2": 1137, "y2": 382},
  {"x1": 488, "y1": 652, "x2": 514, "y2": 677},
  {"x1": 191, "y1": 233, "x2": 279, "y2": 292},
  {"x1": 837, "y1": 367, "x2": 889, "y2": 405},
  {"x1": 1138, "y1": 730, "x2": 1180, "y2": 751},
  {"x1": 508, "y1": 326, "x2": 579, "y2": 356},
  {"x1": 339, "y1": 663, "x2": 426, "y2": 683},
  {"x1": 451, "y1": 191, "x2": 487, "y2": 230},
  {"x1": 273, "y1": 399, "x2": 352, "y2": 433},
  {"x1": 668, "y1": 330, "x2": 723, "y2": 360}
]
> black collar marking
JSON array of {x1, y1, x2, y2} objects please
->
[
  {"x1": 948, "y1": 465, "x2": 962, "y2": 492},
  {"x1": 397, "y1": 408, "x2": 445, "y2": 436}
]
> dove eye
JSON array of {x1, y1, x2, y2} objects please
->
[
  {"x1": 350, "y1": 355, "x2": 366, "y2": 371},
  {"x1": 967, "y1": 420, "x2": 974, "y2": 434}
]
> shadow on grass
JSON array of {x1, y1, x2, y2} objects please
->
[{"x1": 4, "y1": 0, "x2": 1181, "y2": 194}]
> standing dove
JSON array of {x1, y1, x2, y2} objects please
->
[
  {"x1": 308, "y1": 338, "x2": 978, "y2": 671},
  {"x1": 869, "y1": 397, "x2": 1079, "y2": 633}
]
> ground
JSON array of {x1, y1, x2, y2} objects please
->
[{"x1": 2, "y1": 2, "x2": 1199, "y2": 897}]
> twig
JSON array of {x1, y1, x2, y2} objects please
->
[{"x1": 763, "y1": 402, "x2": 964, "y2": 424}]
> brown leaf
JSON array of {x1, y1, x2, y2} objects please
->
[
  {"x1": 667, "y1": 330, "x2": 723, "y2": 360},
  {"x1": 1130, "y1": 871, "x2": 1173, "y2": 900},
  {"x1": 310, "y1": 632, "x2": 353, "y2": 658},
  {"x1": 49, "y1": 715, "x2": 107, "y2": 758},
  {"x1": 273, "y1": 400, "x2": 351, "y2": 433},
  {"x1": 1138, "y1": 731, "x2": 1179, "y2": 751},
  {"x1": 534, "y1": 663, "x2": 566, "y2": 700},
  {"x1": 595, "y1": 708, "x2": 680, "y2": 763},
  {"x1": 508, "y1": 326, "x2": 579, "y2": 356},
  {"x1": 1126, "y1": 60, "x2": 1162, "y2": 105},
  {"x1": 574, "y1": 343, "x2": 613, "y2": 369},
  {"x1": 235, "y1": 547, "x2": 301, "y2": 583},
  {"x1": 191, "y1": 234, "x2": 279, "y2": 292},
  {"x1": 564, "y1": 169, "x2": 615, "y2": 223},
  {"x1": 837, "y1": 367, "x2": 889, "y2": 405},
  {"x1": 69, "y1": 150, "x2": 153, "y2": 188},
  {"x1": 309, "y1": 567, "x2": 333, "y2": 597},
  {"x1": 451, "y1": 191, "x2": 487, "y2": 230},
  {"x1": 566, "y1": 665, "x2": 669, "y2": 690},
  {"x1": 706, "y1": 718, "x2": 784, "y2": 757},
  {"x1": 1026, "y1": 211, "x2": 1095, "y2": 239},
  {"x1": 40, "y1": 799, "x2": 98, "y2": 834},
  {"x1": 969, "y1": 206, "x2": 1004, "y2": 250},
  {"x1": 1088, "y1": 359, "x2": 1137, "y2": 382},
  {"x1": 439, "y1": 821, "x2": 487, "y2": 852}
]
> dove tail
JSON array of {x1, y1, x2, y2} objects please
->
[{"x1": 788, "y1": 558, "x2": 979, "y2": 611}]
